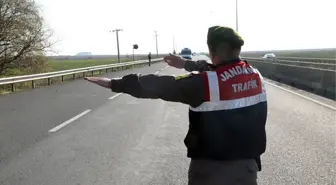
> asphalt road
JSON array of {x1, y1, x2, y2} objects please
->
[
  {"x1": 0, "y1": 55, "x2": 335, "y2": 185},
  {"x1": 0, "y1": 62, "x2": 167, "y2": 170}
]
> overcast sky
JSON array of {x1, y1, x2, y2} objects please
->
[{"x1": 36, "y1": 0, "x2": 336, "y2": 55}]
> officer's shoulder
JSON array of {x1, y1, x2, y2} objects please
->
[{"x1": 174, "y1": 71, "x2": 201, "y2": 81}]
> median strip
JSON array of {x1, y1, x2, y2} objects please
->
[{"x1": 265, "y1": 81, "x2": 336, "y2": 111}]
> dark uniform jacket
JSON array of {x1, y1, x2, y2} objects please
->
[{"x1": 110, "y1": 59, "x2": 268, "y2": 171}]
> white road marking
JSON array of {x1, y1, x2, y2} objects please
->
[
  {"x1": 136, "y1": 135, "x2": 145, "y2": 148},
  {"x1": 265, "y1": 81, "x2": 336, "y2": 111},
  {"x1": 49, "y1": 109, "x2": 92, "y2": 133},
  {"x1": 109, "y1": 93, "x2": 122, "y2": 100},
  {"x1": 155, "y1": 66, "x2": 168, "y2": 74}
]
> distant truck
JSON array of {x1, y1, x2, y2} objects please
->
[{"x1": 180, "y1": 48, "x2": 192, "y2": 59}]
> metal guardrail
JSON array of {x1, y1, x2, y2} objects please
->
[
  {"x1": 242, "y1": 57, "x2": 336, "y2": 70},
  {"x1": 245, "y1": 58, "x2": 336, "y2": 101},
  {"x1": 241, "y1": 56, "x2": 336, "y2": 64},
  {"x1": 275, "y1": 57, "x2": 336, "y2": 64},
  {"x1": 0, "y1": 58, "x2": 162, "y2": 92}
]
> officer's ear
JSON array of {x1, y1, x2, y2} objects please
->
[
  {"x1": 208, "y1": 53, "x2": 220, "y2": 65},
  {"x1": 208, "y1": 46, "x2": 215, "y2": 58},
  {"x1": 208, "y1": 46, "x2": 222, "y2": 65}
]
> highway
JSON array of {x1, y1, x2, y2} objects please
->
[{"x1": 0, "y1": 55, "x2": 335, "y2": 185}]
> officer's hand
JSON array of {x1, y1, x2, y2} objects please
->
[
  {"x1": 164, "y1": 53, "x2": 186, "y2": 69},
  {"x1": 84, "y1": 77, "x2": 111, "y2": 89}
]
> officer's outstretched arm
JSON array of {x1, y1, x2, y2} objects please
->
[
  {"x1": 184, "y1": 60, "x2": 212, "y2": 72},
  {"x1": 110, "y1": 73, "x2": 205, "y2": 107}
]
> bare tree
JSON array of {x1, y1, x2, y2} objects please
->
[{"x1": 0, "y1": 0, "x2": 53, "y2": 75}]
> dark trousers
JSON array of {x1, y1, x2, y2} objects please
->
[
  {"x1": 188, "y1": 159, "x2": 258, "y2": 185},
  {"x1": 148, "y1": 58, "x2": 151, "y2": 66}
]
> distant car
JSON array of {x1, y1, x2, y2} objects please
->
[
  {"x1": 262, "y1": 53, "x2": 276, "y2": 60},
  {"x1": 180, "y1": 48, "x2": 192, "y2": 59}
]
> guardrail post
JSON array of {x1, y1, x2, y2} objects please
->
[
  {"x1": 61, "y1": 76, "x2": 64, "y2": 82},
  {"x1": 48, "y1": 78, "x2": 51, "y2": 85},
  {"x1": 91, "y1": 71, "x2": 94, "y2": 76},
  {"x1": 319, "y1": 69, "x2": 326, "y2": 96},
  {"x1": 73, "y1": 74, "x2": 75, "y2": 80},
  {"x1": 83, "y1": 72, "x2": 86, "y2": 77},
  {"x1": 11, "y1": 83, "x2": 15, "y2": 92},
  {"x1": 32, "y1": 80, "x2": 35, "y2": 89}
]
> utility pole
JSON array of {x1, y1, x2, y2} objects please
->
[
  {"x1": 236, "y1": 0, "x2": 238, "y2": 32},
  {"x1": 173, "y1": 36, "x2": 175, "y2": 53},
  {"x1": 154, "y1": 31, "x2": 158, "y2": 57},
  {"x1": 110, "y1": 28, "x2": 123, "y2": 63}
]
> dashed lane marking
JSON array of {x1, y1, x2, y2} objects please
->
[
  {"x1": 49, "y1": 109, "x2": 92, "y2": 133},
  {"x1": 109, "y1": 93, "x2": 122, "y2": 100}
]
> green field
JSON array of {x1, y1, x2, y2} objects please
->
[
  {"x1": 241, "y1": 48, "x2": 336, "y2": 59},
  {"x1": 49, "y1": 58, "x2": 121, "y2": 71}
]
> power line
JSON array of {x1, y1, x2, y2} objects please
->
[{"x1": 110, "y1": 28, "x2": 123, "y2": 63}]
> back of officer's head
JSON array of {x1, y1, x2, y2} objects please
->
[{"x1": 207, "y1": 26, "x2": 244, "y2": 65}]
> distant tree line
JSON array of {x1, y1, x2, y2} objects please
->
[{"x1": 0, "y1": 0, "x2": 53, "y2": 76}]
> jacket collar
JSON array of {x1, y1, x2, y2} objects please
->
[{"x1": 210, "y1": 58, "x2": 244, "y2": 69}]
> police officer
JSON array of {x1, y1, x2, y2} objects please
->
[
  {"x1": 85, "y1": 26, "x2": 268, "y2": 185},
  {"x1": 148, "y1": 52, "x2": 151, "y2": 66}
]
